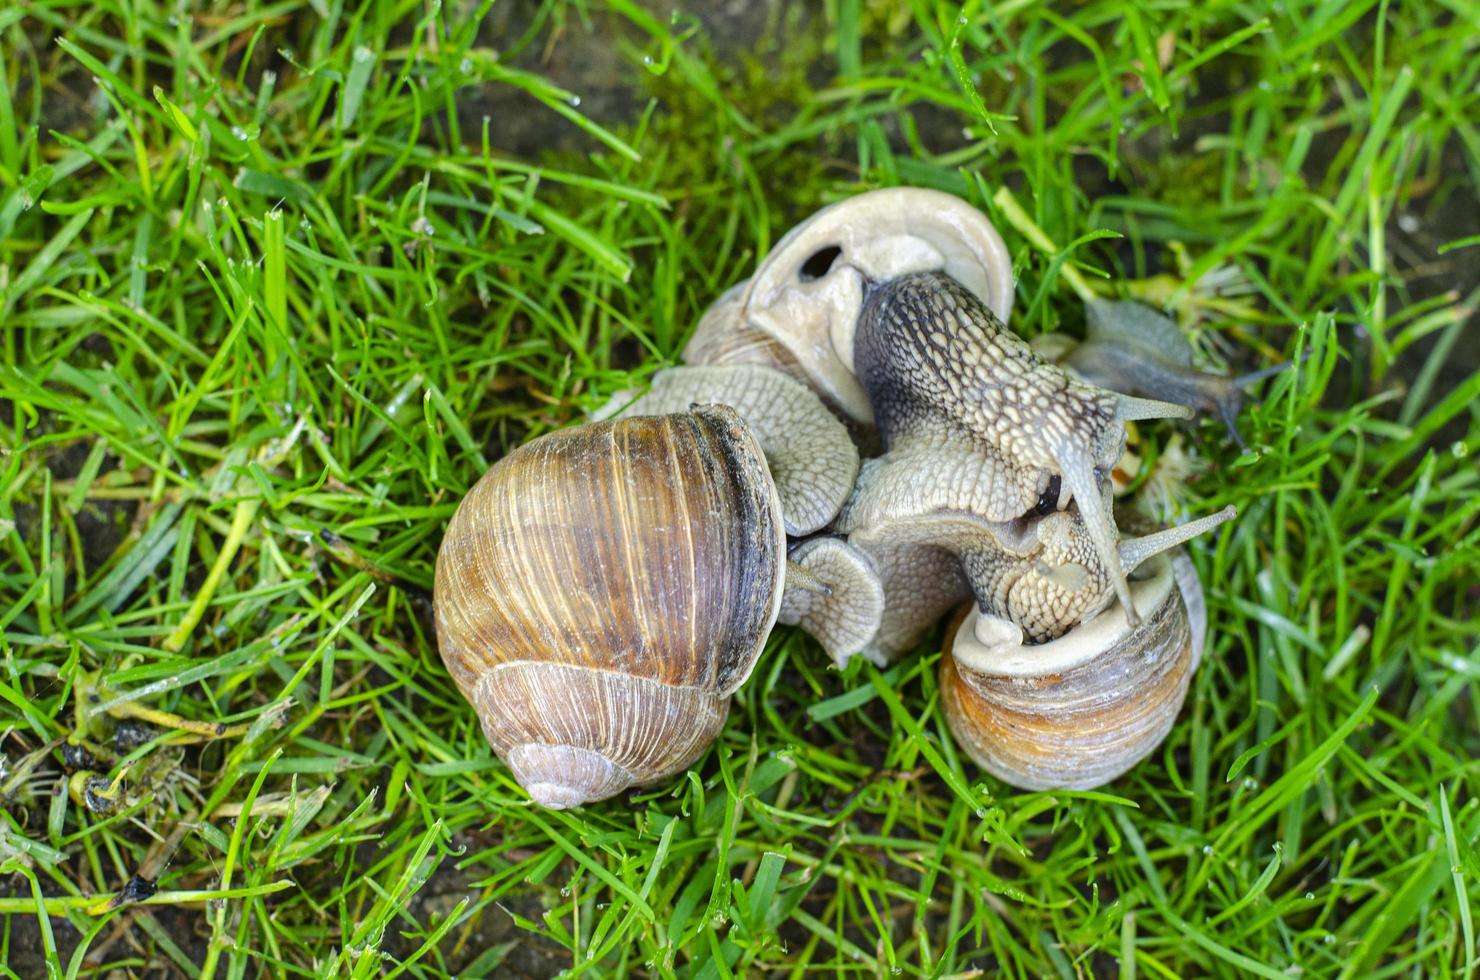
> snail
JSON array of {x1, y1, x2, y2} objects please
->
[
  {"x1": 435, "y1": 397, "x2": 882, "y2": 808},
  {"x1": 940, "y1": 546, "x2": 1211, "y2": 791},
  {"x1": 434, "y1": 408, "x2": 782, "y2": 809},
  {"x1": 1038, "y1": 298, "x2": 1291, "y2": 450},
  {"x1": 847, "y1": 272, "x2": 1200, "y2": 633}
]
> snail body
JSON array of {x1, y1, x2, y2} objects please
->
[
  {"x1": 1061, "y1": 298, "x2": 1290, "y2": 449},
  {"x1": 851, "y1": 272, "x2": 1195, "y2": 630},
  {"x1": 434, "y1": 407, "x2": 785, "y2": 809}
]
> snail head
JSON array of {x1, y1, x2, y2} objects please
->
[{"x1": 853, "y1": 272, "x2": 1195, "y2": 626}]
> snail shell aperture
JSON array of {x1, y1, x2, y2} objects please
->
[{"x1": 433, "y1": 406, "x2": 785, "y2": 809}]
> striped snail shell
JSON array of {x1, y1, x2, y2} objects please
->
[
  {"x1": 433, "y1": 406, "x2": 785, "y2": 809},
  {"x1": 939, "y1": 550, "x2": 1201, "y2": 791}
]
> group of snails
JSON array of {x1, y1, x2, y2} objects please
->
[{"x1": 433, "y1": 188, "x2": 1247, "y2": 809}]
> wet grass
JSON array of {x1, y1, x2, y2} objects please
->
[{"x1": 1, "y1": 0, "x2": 1477, "y2": 976}]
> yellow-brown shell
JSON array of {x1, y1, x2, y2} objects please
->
[
  {"x1": 433, "y1": 406, "x2": 786, "y2": 808},
  {"x1": 940, "y1": 552, "x2": 1194, "y2": 791}
]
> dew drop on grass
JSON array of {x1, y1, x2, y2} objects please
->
[
  {"x1": 642, "y1": 55, "x2": 654, "y2": 67},
  {"x1": 1452, "y1": 441, "x2": 1469, "y2": 459},
  {"x1": 459, "y1": 57, "x2": 473, "y2": 75},
  {"x1": 1202, "y1": 845, "x2": 1214, "y2": 856},
  {"x1": 232, "y1": 126, "x2": 249, "y2": 141},
  {"x1": 568, "y1": 95, "x2": 581, "y2": 107},
  {"x1": 1306, "y1": 891, "x2": 1316, "y2": 900}
]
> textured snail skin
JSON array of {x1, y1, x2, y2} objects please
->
[
  {"x1": 433, "y1": 407, "x2": 785, "y2": 809},
  {"x1": 962, "y1": 503, "x2": 1111, "y2": 645},
  {"x1": 857, "y1": 273, "x2": 1123, "y2": 476},
  {"x1": 853, "y1": 271, "x2": 1195, "y2": 629},
  {"x1": 777, "y1": 536, "x2": 886, "y2": 668},
  {"x1": 940, "y1": 552, "x2": 1196, "y2": 791}
]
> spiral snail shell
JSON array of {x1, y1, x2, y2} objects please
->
[
  {"x1": 433, "y1": 407, "x2": 785, "y2": 809},
  {"x1": 940, "y1": 550, "x2": 1201, "y2": 790}
]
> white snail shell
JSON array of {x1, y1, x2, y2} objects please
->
[{"x1": 684, "y1": 187, "x2": 1016, "y2": 426}]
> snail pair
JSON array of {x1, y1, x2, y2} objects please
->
[{"x1": 434, "y1": 188, "x2": 1241, "y2": 806}]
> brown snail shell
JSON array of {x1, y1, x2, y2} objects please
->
[
  {"x1": 433, "y1": 406, "x2": 785, "y2": 809},
  {"x1": 939, "y1": 551, "x2": 1196, "y2": 791}
]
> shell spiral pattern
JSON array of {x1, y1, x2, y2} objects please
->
[
  {"x1": 940, "y1": 552, "x2": 1196, "y2": 790},
  {"x1": 433, "y1": 406, "x2": 786, "y2": 808}
]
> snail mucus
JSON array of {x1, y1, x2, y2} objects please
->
[{"x1": 433, "y1": 187, "x2": 1244, "y2": 803}]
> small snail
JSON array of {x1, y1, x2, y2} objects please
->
[
  {"x1": 1044, "y1": 298, "x2": 1291, "y2": 450},
  {"x1": 940, "y1": 548, "x2": 1208, "y2": 791}
]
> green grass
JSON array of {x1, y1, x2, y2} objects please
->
[{"x1": 1, "y1": 0, "x2": 1477, "y2": 976}]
